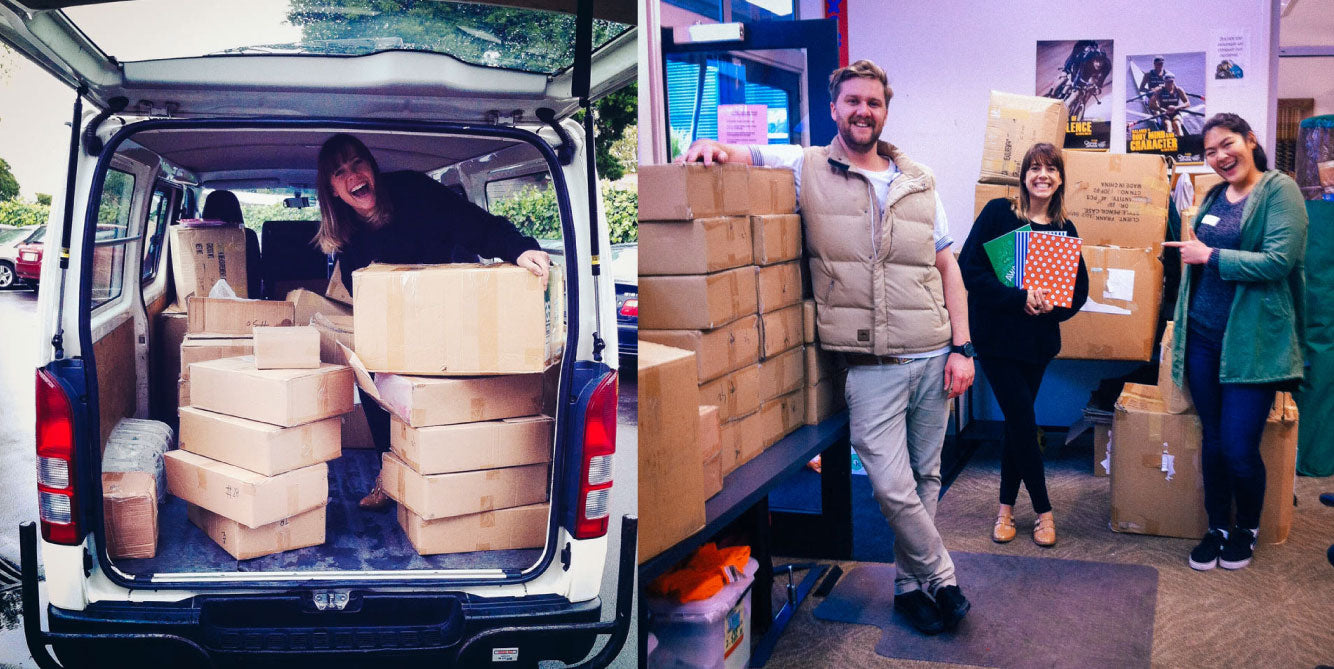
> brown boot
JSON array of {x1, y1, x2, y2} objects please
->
[
  {"x1": 1033, "y1": 514, "x2": 1056, "y2": 547},
  {"x1": 992, "y1": 509, "x2": 1017, "y2": 543},
  {"x1": 359, "y1": 475, "x2": 392, "y2": 510}
]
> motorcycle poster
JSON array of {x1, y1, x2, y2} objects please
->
[
  {"x1": 1036, "y1": 39, "x2": 1114, "y2": 151},
  {"x1": 1126, "y1": 51, "x2": 1207, "y2": 164}
]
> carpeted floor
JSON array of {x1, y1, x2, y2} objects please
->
[{"x1": 761, "y1": 431, "x2": 1334, "y2": 668}]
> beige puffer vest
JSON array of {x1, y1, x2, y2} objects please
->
[{"x1": 800, "y1": 140, "x2": 952, "y2": 355}]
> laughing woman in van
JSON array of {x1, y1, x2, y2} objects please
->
[
  {"x1": 1163, "y1": 113, "x2": 1307, "y2": 571},
  {"x1": 313, "y1": 133, "x2": 551, "y2": 510}
]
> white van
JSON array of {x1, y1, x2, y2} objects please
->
[{"x1": 1, "y1": 1, "x2": 636, "y2": 667}]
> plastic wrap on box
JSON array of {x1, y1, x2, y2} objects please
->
[
  {"x1": 1296, "y1": 115, "x2": 1334, "y2": 201},
  {"x1": 103, "y1": 418, "x2": 174, "y2": 504}
]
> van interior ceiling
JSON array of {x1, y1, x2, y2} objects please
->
[{"x1": 101, "y1": 125, "x2": 564, "y2": 579}]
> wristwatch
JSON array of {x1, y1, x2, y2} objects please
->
[{"x1": 951, "y1": 342, "x2": 975, "y2": 358}]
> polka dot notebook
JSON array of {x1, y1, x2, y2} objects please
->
[{"x1": 1020, "y1": 232, "x2": 1083, "y2": 308}]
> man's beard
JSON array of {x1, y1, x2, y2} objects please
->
[{"x1": 838, "y1": 119, "x2": 880, "y2": 153}]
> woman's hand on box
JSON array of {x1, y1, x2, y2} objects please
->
[{"x1": 517, "y1": 249, "x2": 552, "y2": 288}]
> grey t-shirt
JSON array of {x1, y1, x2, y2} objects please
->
[{"x1": 1188, "y1": 192, "x2": 1248, "y2": 342}]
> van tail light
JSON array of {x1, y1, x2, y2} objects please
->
[
  {"x1": 574, "y1": 371, "x2": 617, "y2": 540},
  {"x1": 36, "y1": 369, "x2": 80, "y2": 545}
]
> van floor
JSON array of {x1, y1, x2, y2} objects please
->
[{"x1": 115, "y1": 449, "x2": 542, "y2": 574}]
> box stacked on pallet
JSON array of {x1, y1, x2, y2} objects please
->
[
  {"x1": 166, "y1": 325, "x2": 350, "y2": 560},
  {"x1": 801, "y1": 300, "x2": 847, "y2": 426},
  {"x1": 349, "y1": 263, "x2": 562, "y2": 555}
]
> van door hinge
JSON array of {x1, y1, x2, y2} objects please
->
[
  {"x1": 134, "y1": 100, "x2": 179, "y2": 118},
  {"x1": 560, "y1": 543, "x2": 571, "y2": 571},
  {"x1": 486, "y1": 109, "x2": 523, "y2": 126},
  {"x1": 311, "y1": 591, "x2": 350, "y2": 611}
]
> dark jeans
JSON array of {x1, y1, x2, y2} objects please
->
[
  {"x1": 980, "y1": 356, "x2": 1052, "y2": 514},
  {"x1": 1184, "y1": 325, "x2": 1275, "y2": 530},
  {"x1": 359, "y1": 386, "x2": 393, "y2": 455}
]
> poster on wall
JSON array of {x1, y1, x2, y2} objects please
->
[
  {"x1": 1126, "y1": 52, "x2": 1207, "y2": 163},
  {"x1": 717, "y1": 104, "x2": 769, "y2": 145},
  {"x1": 1209, "y1": 29, "x2": 1249, "y2": 84},
  {"x1": 1036, "y1": 40, "x2": 1114, "y2": 150}
]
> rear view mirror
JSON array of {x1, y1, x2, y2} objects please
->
[{"x1": 284, "y1": 191, "x2": 310, "y2": 208}]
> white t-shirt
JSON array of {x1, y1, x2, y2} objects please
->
[{"x1": 750, "y1": 143, "x2": 953, "y2": 359}]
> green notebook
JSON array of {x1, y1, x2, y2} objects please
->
[{"x1": 983, "y1": 224, "x2": 1030, "y2": 287}]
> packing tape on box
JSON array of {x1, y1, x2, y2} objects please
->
[
  {"x1": 288, "y1": 484, "x2": 301, "y2": 517},
  {"x1": 476, "y1": 273, "x2": 501, "y2": 371},
  {"x1": 479, "y1": 511, "x2": 496, "y2": 529},
  {"x1": 479, "y1": 495, "x2": 495, "y2": 511},
  {"x1": 386, "y1": 273, "x2": 408, "y2": 369}
]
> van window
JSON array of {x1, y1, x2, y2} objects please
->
[
  {"x1": 486, "y1": 173, "x2": 560, "y2": 242},
  {"x1": 142, "y1": 184, "x2": 176, "y2": 282},
  {"x1": 91, "y1": 168, "x2": 135, "y2": 308}
]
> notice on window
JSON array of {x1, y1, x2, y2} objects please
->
[{"x1": 717, "y1": 104, "x2": 769, "y2": 145}]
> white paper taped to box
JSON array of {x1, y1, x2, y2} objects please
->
[
  {"x1": 1160, "y1": 442, "x2": 1175, "y2": 481},
  {"x1": 1100, "y1": 428, "x2": 1112, "y2": 475},
  {"x1": 1103, "y1": 268, "x2": 1136, "y2": 301},
  {"x1": 1079, "y1": 298, "x2": 1132, "y2": 316}
]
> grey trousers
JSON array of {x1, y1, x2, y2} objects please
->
[{"x1": 844, "y1": 353, "x2": 956, "y2": 595}]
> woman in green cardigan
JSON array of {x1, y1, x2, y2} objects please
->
[{"x1": 1164, "y1": 113, "x2": 1307, "y2": 571}]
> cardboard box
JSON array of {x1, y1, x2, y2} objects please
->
[
  {"x1": 1158, "y1": 321, "x2": 1193, "y2": 414},
  {"x1": 758, "y1": 346, "x2": 804, "y2": 402},
  {"x1": 699, "y1": 364, "x2": 760, "y2": 422},
  {"x1": 1109, "y1": 384, "x2": 1298, "y2": 544},
  {"x1": 747, "y1": 166, "x2": 798, "y2": 215},
  {"x1": 353, "y1": 263, "x2": 563, "y2": 375},
  {"x1": 178, "y1": 406, "x2": 341, "y2": 476},
  {"x1": 756, "y1": 262, "x2": 802, "y2": 314},
  {"x1": 638, "y1": 163, "x2": 750, "y2": 221},
  {"x1": 760, "y1": 390, "x2": 806, "y2": 448},
  {"x1": 640, "y1": 267, "x2": 757, "y2": 330},
  {"x1": 164, "y1": 450, "x2": 328, "y2": 528},
  {"x1": 170, "y1": 224, "x2": 249, "y2": 301},
  {"x1": 312, "y1": 312, "x2": 355, "y2": 366},
  {"x1": 639, "y1": 315, "x2": 759, "y2": 384},
  {"x1": 286, "y1": 288, "x2": 353, "y2": 327},
  {"x1": 390, "y1": 415, "x2": 552, "y2": 475},
  {"x1": 348, "y1": 351, "x2": 544, "y2": 428},
  {"x1": 1057, "y1": 246, "x2": 1162, "y2": 361},
  {"x1": 325, "y1": 261, "x2": 354, "y2": 306},
  {"x1": 760, "y1": 304, "x2": 804, "y2": 359},
  {"x1": 804, "y1": 374, "x2": 846, "y2": 426},
  {"x1": 1063, "y1": 151, "x2": 1170, "y2": 249},
  {"x1": 979, "y1": 91, "x2": 1068, "y2": 185},
  {"x1": 178, "y1": 378, "x2": 190, "y2": 408},
  {"x1": 189, "y1": 357, "x2": 354, "y2": 427},
  {"x1": 187, "y1": 503, "x2": 326, "y2": 560},
  {"x1": 397, "y1": 503, "x2": 548, "y2": 555},
  {"x1": 804, "y1": 346, "x2": 842, "y2": 386},
  {"x1": 380, "y1": 453, "x2": 549, "y2": 520},
  {"x1": 1191, "y1": 172, "x2": 1225, "y2": 207},
  {"x1": 751, "y1": 214, "x2": 802, "y2": 266},
  {"x1": 253, "y1": 326, "x2": 321, "y2": 370},
  {"x1": 341, "y1": 402, "x2": 375, "y2": 449},
  {"x1": 637, "y1": 342, "x2": 705, "y2": 563},
  {"x1": 638, "y1": 217, "x2": 752, "y2": 275},
  {"x1": 180, "y1": 336, "x2": 253, "y2": 380},
  {"x1": 702, "y1": 452, "x2": 723, "y2": 498},
  {"x1": 801, "y1": 300, "x2": 816, "y2": 344},
  {"x1": 186, "y1": 297, "x2": 295, "y2": 336},
  {"x1": 1093, "y1": 423, "x2": 1111, "y2": 477},
  {"x1": 973, "y1": 183, "x2": 1021, "y2": 219},
  {"x1": 698, "y1": 405, "x2": 721, "y2": 461},
  {"x1": 154, "y1": 311, "x2": 188, "y2": 418},
  {"x1": 723, "y1": 410, "x2": 763, "y2": 474},
  {"x1": 102, "y1": 471, "x2": 157, "y2": 559}
]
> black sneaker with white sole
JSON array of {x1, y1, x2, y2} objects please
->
[
  {"x1": 1188, "y1": 529, "x2": 1227, "y2": 570},
  {"x1": 1219, "y1": 527, "x2": 1257, "y2": 570}
]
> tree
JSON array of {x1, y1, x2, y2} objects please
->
[
  {"x1": 0, "y1": 158, "x2": 19, "y2": 202},
  {"x1": 576, "y1": 82, "x2": 637, "y2": 181},
  {"x1": 35, "y1": 193, "x2": 51, "y2": 206}
]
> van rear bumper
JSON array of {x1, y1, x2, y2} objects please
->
[{"x1": 21, "y1": 516, "x2": 636, "y2": 668}]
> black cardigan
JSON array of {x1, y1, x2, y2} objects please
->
[
  {"x1": 958, "y1": 197, "x2": 1090, "y2": 362},
  {"x1": 336, "y1": 171, "x2": 541, "y2": 293}
]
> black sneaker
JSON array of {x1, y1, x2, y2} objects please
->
[
  {"x1": 1188, "y1": 529, "x2": 1226, "y2": 571},
  {"x1": 1219, "y1": 528, "x2": 1256, "y2": 570},
  {"x1": 932, "y1": 585, "x2": 970, "y2": 630},
  {"x1": 894, "y1": 590, "x2": 945, "y2": 635}
]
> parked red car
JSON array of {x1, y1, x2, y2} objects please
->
[{"x1": 14, "y1": 225, "x2": 44, "y2": 286}]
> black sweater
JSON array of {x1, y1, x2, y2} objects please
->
[
  {"x1": 958, "y1": 198, "x2": 1090, "y2": 362},
  {"x1": 336, "y1": 171, "x2": 541, "y2": 293}
]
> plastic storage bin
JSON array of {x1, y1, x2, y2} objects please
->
[{"x1": 646, "y1": 558, "x2": 758, "y2": 669}]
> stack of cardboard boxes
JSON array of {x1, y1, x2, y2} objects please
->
[
  {"x1": 1108, "y1": 321, "x2": 1300, "y2": 544},
  {"x1": 639, "y1": 341, "x2": 705, "y2": 564},
  {"x1": 166, "y1": 323, "x2": 353, "y2": 559},
  {"x1": 801, "y1": 300, "x2": 846, "y2": 426},
  {"x1": 973, "y1": 90, "x2": 1068, "y2": 217},
  {"x1": 348, "y1": 263, "x2": 562, "y2": 556}
]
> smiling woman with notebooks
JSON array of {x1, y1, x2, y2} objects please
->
[{"x1": 958, "y1": 142, "x2": 1089, "y2": 547}]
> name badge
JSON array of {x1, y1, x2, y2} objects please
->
[{"x1": 1199, "y1": 214, "x2": 1221, "y2": 227}]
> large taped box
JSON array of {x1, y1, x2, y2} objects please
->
[
  {"x1": 102, "y1": 471, "x2": 157, "y2": 559},
  {"x1": 1192, "y1": 172, "x2": 1225, "y2": 207},
  {"x1": 1057, "y1": 246, "x2": 1162, "y2": 361},
  {"x1": 979, "y1": 92, "x2": 1068, "y2": 185},
  {"x1": 353, "y1": 263, "x2": 563, "y2": 375},
  {"x1": 640, "y1": 267, "x2": 757, "y2": 330},
  {"x1": 170, "y1": 224, "x2": 249, "y2": 300},
  {"x1": 640, "y1": 315, "x2": 759, "y2": 385},
  {"x1": 804, "y1": 346, "x2": 843, "y2": 386},
  {"x1": 355, "y1": 364, "x2": 544, "y2": 428},
  {"x1": 755, "y1": 262, "x2": 802, "y2": 314},
  {"x1": 189, "y1": 357, "x2": 354, "y2": 427},
  {"x1": 390, "y1": 415, "x2": 552, "y2": 475},
  {"x1": 1109, "y1": 384, "x2": 1298, "y2": 544},
  {"x1": 187, "y1": 503, "x2": 326, "y2": 560},
  {"x1": 747, "y1": 166, "x2": 798, "y2": 215},
  {"x1": 751, "y1": 214, "x2": 802, "y2": 266},
  {"x1": 760, "y1": 390, "x2": 805, "y2": 448},
  {"x1": 699, "y1": 364, "x2": 760, "y2": 423},
  {"x1": 804, "y1": 373, "x2": 846, "y2": 426},
  {"x1": 973, "y1": 183, "x2": 1021, "y2": 219},
  {"x1": 186, "y1": 297, "x2": 295, "y2": 336},
  {"x1": 398, "y1": 503, "x2": 548, "y2": 555},
  {"x1": 153, "y1": 311, "x2": 188, "y2": 419},
  {"x1": 164, "y1": 450, "x2": 328, "y2": 528},
  {"x1": 1062, "y1": 151, "x2": 1170, "y2": 249},
  {"x1": 178, "y1": 406, "x2": 341, "y2": 476},
  {"x1": 759, "y1": 304, "x2": 804, "y2": 359},
  {"x1": 1158, "y1": 321, "x2": 1193, "y2": 414},
  {"x1": 380, "y1": 453, "x2": 549, "y2": 520},
  {"x1": 180, "y1": 336, "x2": 253, "y2": 380},
  {"x1": 758, "y1": 345, "x2": 804, "y2": 402},
  {"x1": 702, "y1": 452, "x2": 723, "y2": 498},
  {"x1": 731, "y1": 410, "x2": 766, "y2": 468},
  {"x1": 639, "y1": 217, "x2": 753, "y2": 275},
  {"x1": 253, "y1": 326, "x2": 320, "y2": 370},
  {"x1": 698, "y1": 405, "x2": 722, "y2": 498},
  {"x1": 638, "y1": 342, "x2": 705, "y2": 563},
  {"x1": 638, "y1": 163, "x2": 750, "y2": 221}
]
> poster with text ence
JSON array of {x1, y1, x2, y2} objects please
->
[
  {"x1": 1126, "y1": 51, "x2": 1207, "y2": 164},
  {"x1": 1037, "y1": 39, "x2": 1114, "y2": 150}
]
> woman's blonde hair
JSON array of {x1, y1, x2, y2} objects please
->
[
  {"x1": 313, "y1": 134, "x2": 392, "y2": 253},
  {"x1": 1016, "y1": 143, "x2": 1068, "y2": 225}
]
